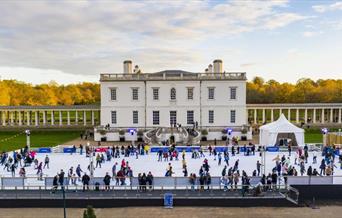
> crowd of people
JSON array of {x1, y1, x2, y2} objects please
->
[{"x1": 1, "y1": 142, "x2": 342, "y2": 195}]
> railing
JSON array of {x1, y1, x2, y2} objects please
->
[
  {"x1": 0, "y1": 175, "x2": 341, "y2": 190},
  {"x1": 100, "y1": 72, "x2": 247, "y2": 81},
  {"x1": 0, "y1": 184, "x2": 292, "y2": 201}
]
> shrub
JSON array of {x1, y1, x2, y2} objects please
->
[
  {"x1": 201, "y1": 129, "x2": 208, "y2": 136},
  {"x1": 137, "y1": 130, "x2": 144, "y2": 136},
  {"x1": 119, "y1": 129, "x2": 125, "y2": 136},
  {"x1": 83, "y1": 205, "x2": 96, "y2": 218},
  {"x1": 99, "y1": 130, "x2": 106, "y2": 135}
]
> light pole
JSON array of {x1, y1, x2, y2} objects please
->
[
  {"x1": 62, "y1": 185, "x2": 66, "y2": 218},
  {"x1": 25, "y1": 130, "x2": 30, "y2": 152},
  {"x1": 321, "y1": 128, "x2": 329, "y2": 148}
]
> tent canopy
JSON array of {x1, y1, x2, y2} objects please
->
[{"x1": 259, "y1": 114, "x2": 304, "y2": 147}]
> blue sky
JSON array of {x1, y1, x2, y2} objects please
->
[{"x1": 0, "y1": 0, "x2": 341, "y2": 84}]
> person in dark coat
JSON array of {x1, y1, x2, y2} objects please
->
[
  {"x1": 58, "y1": 170, "x2": 65, "y2": 188},
  {"x1": 82, "y1": 173, "x2": 90, "y2": 191},
  {"x1": 103, "y1": 172, "x2": 111, "y2": 191}
]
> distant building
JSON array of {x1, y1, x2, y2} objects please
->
[{"x1": 99, "y1": 59, "x2": 247, "y2": 129}]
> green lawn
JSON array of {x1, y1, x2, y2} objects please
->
[
  {"x1": 305, "y1": 132, "x2": 322, "y2": 143},
  {"x1": 0, "y1": 130, "x2": 81, "y2": 152}
]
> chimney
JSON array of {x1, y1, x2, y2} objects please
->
[
  {"x1": 213, "y1": 59, "x2": 223, "y2": 73},
  {"x1": 208, "y1": 64, "x2": 213, "y2": 73},
  {"x1": 123, "y1": 60, "x2": 132, "y2": 74}
]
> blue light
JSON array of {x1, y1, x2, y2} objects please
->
[
  {"x1": 321, "y1": 128, "x2": 328, "y2": 135},
  {"x1": 128, "y1": 128, "x2": 137, "y2": 135},
  {"x1": 226, "y1": 128, "x2": 233, "y2": 135}
]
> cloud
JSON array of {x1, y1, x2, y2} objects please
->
[
  {"x1": 302, "y1": 31, "x2": 323, "y2": 37},
  {"x1": 0, "y1": 0, "x2": 308, "y2": 81},
  {"x1": 313, "y1": 2, "x2": 342, "y2": 13}
]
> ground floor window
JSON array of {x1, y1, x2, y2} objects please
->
[
  {"x1": 153, "y1": 111, "x2": 160, "y2": 125},
  {"x1": 187, "y1": 110, "x2": 194, "y2": 125},
  {"x1": 209, "y1": 110, "x2": 214, "y2": 124},
  {"x1": 170, "y1": 111, "x2": 177, "y2": 125},
  {"x1": 111, "y1": 111, "x2": 117, "y2": 124},
  {"x1": 230, "y1": 110, "x2": 236, "y2": 123},
  {"x1": 133, "y1": 111, "x2": 138, "y2": 124}
]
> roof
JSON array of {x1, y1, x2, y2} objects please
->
[
  {"x1": 260, "y1": 114, "x2": 304, "y2": 133},
  {"x1": 151, "y1": 70, "x2": 195, "y2": 76}
]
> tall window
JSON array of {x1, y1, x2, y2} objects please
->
[
  {"x1": 170, "y1": 88, "x2": 176, "y2": 100},
  {"x1": 133, "y1": 111, "x2": 138, "y2": 124},
  {"x1": 132, "y1": 88, "x2": 139, "y2": 100},
  {"x1": 110, "y1": 88, "x2": 116, "y2": 101},
  {"x1": 187, "y1": 87, "x2": 194, "y2": 100},
  {"x1": 230, "y1": 87, "x2": 237, "y2": 100},
  {"x1": 170, "y1": 111, "x2": 177, "y2": 125},
  {"x1": 153, "y1": 111, "x2": 160, "y2": 125},
  {"x1": 209, "y1": 110, "x2": 214, "y2": 124},
  {"x1": 208, "y1": 87, "x2": 215, "y2": 100},
  {"x1": 230, "y1": 110, "x2": 236, "y2": 123},
  {"x1": 111, "y1": 111, "x2": 117, "y2": 124},
  {"x1": 187, "y1": 110, "x2": 194, "y2": 125},
  {"x1": 153, "y1": 88, "x2": 159, "y2": 100}
]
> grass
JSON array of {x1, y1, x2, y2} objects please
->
[{"x1": 0, "y1": 130, "x2": 81, "y2": 152}]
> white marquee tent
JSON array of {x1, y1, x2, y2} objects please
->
[{"x1": 259, "y1": 114, "x2": 305, "y2": 147}]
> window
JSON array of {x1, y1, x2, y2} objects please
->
[
  {"x1": 170, "y1": 111, "x2": 177, "y2": 125},
  {"x1": 153, "y1": 111, "x2": 160, "y2": 125},
  {"x1": 110, "y1": 88, "x2": 116, "y2": 101},
  {"x1": 230, "y1": 87, "x2": 237, "y2": 100},
  {"x1": 187, "y1": 110, "x2": 194, "y2": 125},
  {"x1": 170, "y1": 88, "x2": 176, "y2": 100},
  {"x1": 208, "y1": 87, "x2": 215, "y2": 100},
  {"x1": 153, "y1": 88, "x2": 159, "y2": 100},
  {"x1": 187, "y1": 87, "x2": 194, "y2": 100},
  {"x1": 133, "y1": 111, "x2": 138, "y2": 124},
  {"x1": 111, "y1": 111, "x2": 117, "y2": 124},
  {"x1": 132, "y1": 88, "x2": 139, "y2": 100},
  {"x1": 209, "y1": 110, "x2": 214, "y2": 124},
  {"x1": 230, "y1": 110, "x2": 236, "y2": 123}
]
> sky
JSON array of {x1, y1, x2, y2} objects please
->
[{"x1": 0, "y1": 0, "x2": 341, "y2": 84}]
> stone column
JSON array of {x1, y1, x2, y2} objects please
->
[
  {"x1": 304, "y1": 109, "x2": 308, "y2": 123},
  {"x1": 59, "y1": 111, "x2": 63, "y2": 126},
  {"x1": 270, "y1": 109, "x2": 274, "y2": 122},
  {"x1": 91, "y1": 110, "x2": 95, "y2": 126},
  {"x1": 296, "y1": 109, "x2": 299, "y2": 123},
  {"x1": 262, "y1": 109, "x2": 266, "y2": 123},
  {"x1": 2, "y1": 111, "x2": 6, "y2": 126},
  {"x1": 67, "y1": 111, "x2": 71, "y2": 125},
  {"x1": 339, "y1": 108, "x2": 342, "y2": 124},
  {"x1": 313, "y1": 108, "x2": 316, "y2": 123},
  {"x1": 51, "y1": 111, "x2": 54, "y2": 125},
  {"x1": 83, "y1": 111, "x2": 87, "y2": 126},
  {"x1": 18, "y1": 111, "x2": 22, "y2": 126},
  {"x1": 26, "y1": 111, "x2": 30, "y2": 126},
  {"x1": 330, "y1": 108, "x2": 333, "y2": 123},
  {"x1": 321, "y1": 109, "x2": 325, "y2": 124},
  {"x1": 35, "y1": 111, "x2": 39, "y2": 126},
  {"x1": 10, "y1": 111, "x2": 14, "y2": 125},
  {"x1": 288, "y1": 109, "x2": 291, "y2": 121},
  {"x1": 254, "y1": 109, "x2": 257, "y2": 124},
  {"x1": 75, "y1": 111, "x2": 78, "y2": 125},
  {"x1": 43, "y1": 111, "x2": 46, "y2": 125}
]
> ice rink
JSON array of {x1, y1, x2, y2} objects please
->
[{"x1": 1, "y1": 149, "x2": 341, "y2": 179}]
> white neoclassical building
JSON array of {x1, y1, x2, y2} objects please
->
[{"x1": 99, "y1": 60, "x2": 247, "y2": 130}]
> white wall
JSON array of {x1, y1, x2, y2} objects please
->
[{"x1": 100, "y1": 77, "x2": 247, "y2": 128}]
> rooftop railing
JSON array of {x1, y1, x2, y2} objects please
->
[{"x1": 100, "y1": 72, "x2": 247, "y2": 81}]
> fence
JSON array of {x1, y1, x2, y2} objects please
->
[{"x1": 0, "y1": 175, "x2": 340, "y2": 190}]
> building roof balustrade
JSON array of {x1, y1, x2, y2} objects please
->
[{"x1": 100, "y1": 72, "x2": 247, "y2": 81}]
